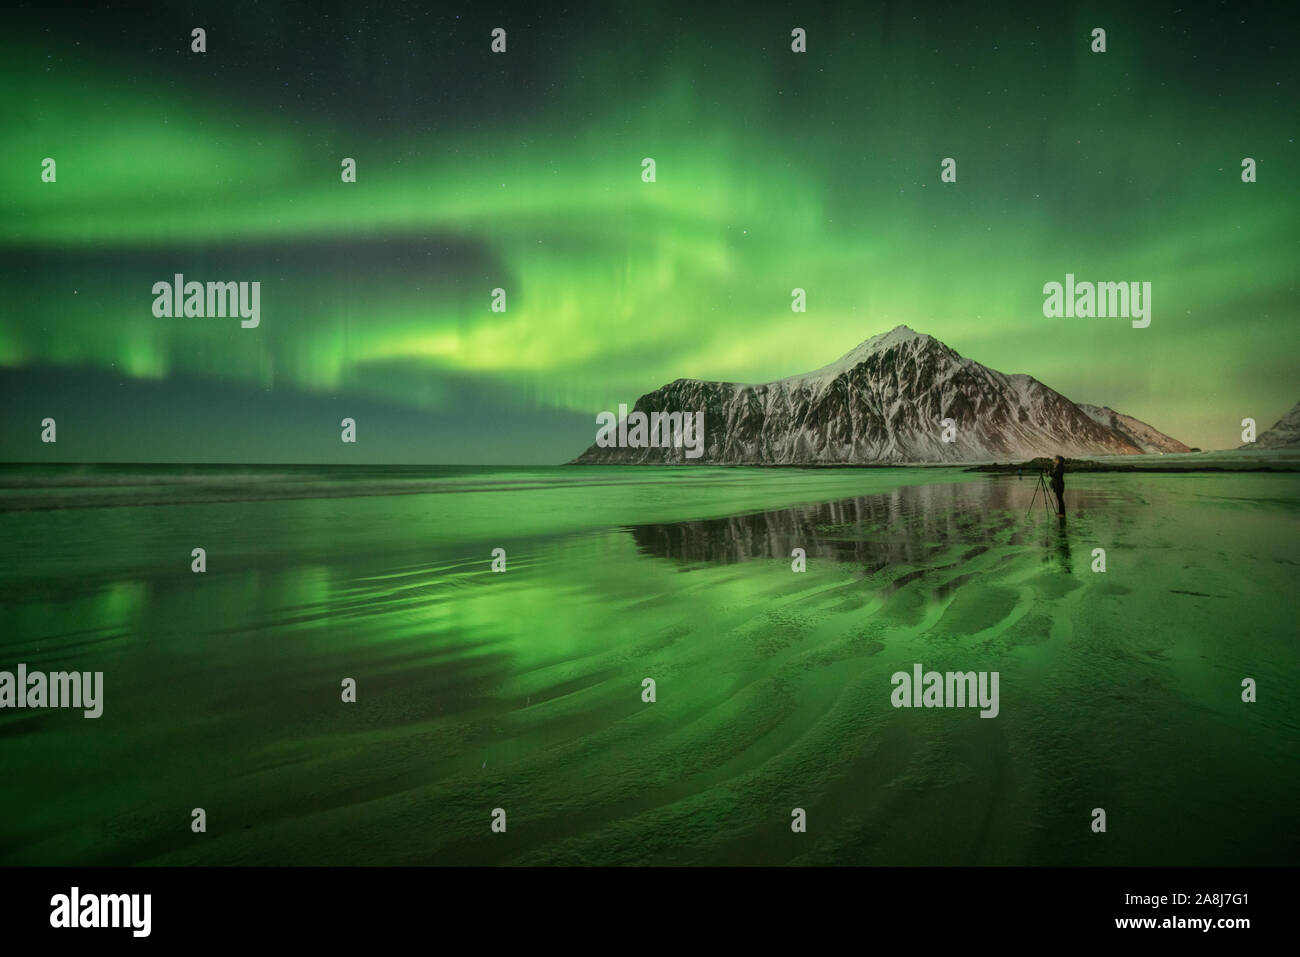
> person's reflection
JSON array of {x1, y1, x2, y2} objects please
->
[{"x1": 1055, "y1": 514, "x2": 1072, "y2": 572}]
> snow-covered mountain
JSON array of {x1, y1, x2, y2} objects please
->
[
  {"x1": 1076, "y1": 404, "x2": 1192, "y2": 454},
  {"x1": 572, "y1": 325, "x2": 1190, "y2": 464},
  {"x1": 1242, "y1": 401, "x2": 1300, "y2": 449}
]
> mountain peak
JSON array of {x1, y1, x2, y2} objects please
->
[
  {"x1": 846, "y1": 324, "x2": 935, "y2": 357},
  {"x1": 882, "y1": 323, "x2": 921, "y2": 338},
  {"x1": 788, "y1": 325, "x2": 940, "y2": 385}
]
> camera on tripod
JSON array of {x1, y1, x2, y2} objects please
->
[{"x1": 1026, "y1": 464, "x2": 1056, "y2": 518}]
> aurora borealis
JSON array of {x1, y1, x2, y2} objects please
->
[{"x1": 2, "y1": 0, "x2": 1296, "y2": 462}]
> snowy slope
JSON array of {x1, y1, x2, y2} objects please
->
[
  {"x1": 1076, "y1": 404, "x2": 1191, "y2": 454},
  {"x1": 1242, "y1": 400, "x2": 1300, "y2": 449}
]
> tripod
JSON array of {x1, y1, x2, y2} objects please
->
[{"x1": 1025, "y1": 469, "x2": 1056, "y2": 518}]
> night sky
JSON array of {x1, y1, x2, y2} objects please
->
[{"x1": 2, "y1": 0, "x2": 1296, "y2": 462}]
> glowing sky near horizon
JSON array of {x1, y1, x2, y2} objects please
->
[{"x1": 2, "y1": 1, "x2": 1296, "y2": 461}]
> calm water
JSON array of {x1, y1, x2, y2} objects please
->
[{"x1": 0, "y1": 465, "x2": 1296, "y2": 865}]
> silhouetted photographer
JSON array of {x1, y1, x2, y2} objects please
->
[{"x1": 1049, "y1": 455, "x2": 1066, "y2": 517}]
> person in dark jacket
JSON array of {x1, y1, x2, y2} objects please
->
[{"x1": 1049, "y1": 455, "x2": 1066, "y2": 516}]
